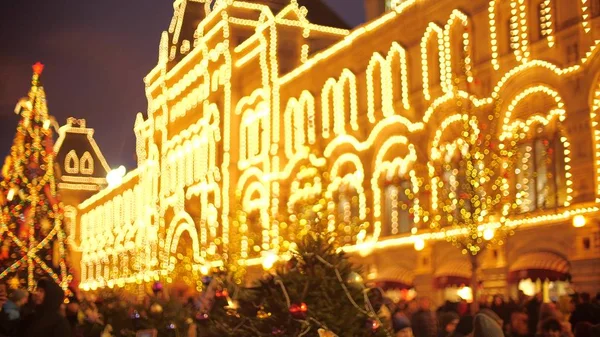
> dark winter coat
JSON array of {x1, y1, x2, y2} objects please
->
[
  {"x1": 0, "y1": 309, "x2": 19, "y2": 337},
  {"x1": 569, "y1": 303, "x2": 600, "y2": 331},
  {"x1": 473, "y1": 312, "x2": 504, "y2": 337},
  {"x1": 19, "y1": 278, "x2": 71, "y2": 337},
  {"x1": 412, "y1": 309, "x2": 438, "y2": 337}
]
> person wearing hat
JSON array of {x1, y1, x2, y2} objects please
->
[
  {"x1": 3, "y1": 288, "x2": 28, "y2": 320},
  {"x1": 438, "y1": 312, "x2": 460, "y2": 337},
  {"x1": 393, "y1": 313, "x2": 414, "y2": 337},
  {"x1": 19, "y1": 278, "x2": 71, "y2": 337}
]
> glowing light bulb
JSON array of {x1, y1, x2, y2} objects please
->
[
  {"x1": 106, "y1": 166, "x2": 126, "y2": 188},
  {"x1": 262, "y1": 251, "x2": 278, "y2": 270},
  {"x1": 6, "y1": 188, "x2": 15, "y2": 201},
  {"x1": 414, "y1": 238, "x2": 425, "y2": 251},
  {"x1": 483, "y1": 229, "x2": 495, "y2": 241},
  {"x1": 573, "y1": 215, "x2": 586, "y2": 228}
]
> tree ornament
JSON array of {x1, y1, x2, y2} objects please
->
[
  {"x1": 32, "y1": 62, "x2": 44, "y2": 75},
  {"x1": 200, "y1": 275, "x2": 212, "y2": 287},
  {"x1": 149, "y1": 302, "x2": 163, "y2": 315},
  {"x1": 215, "y1": 288, "x2": 228, "y2": 298},
  {"x1": 40, "y1": 217, "x2": 52, "y2": 235},
  {"x1": 318, "y1": 328, "x2": 338, "y2": 337},
  {"x1": 366, "y1": 318, "x2": 380, "y2": 331},
  {"x1": 346, "y1": 271, "x2": 364, "y2": 287},
  {"x1": 289, "y1": 302, "x2": 308, "y2": 319},
  {"x1": 271, "y1": 327, "x2": 285, "y2": 335},
  {"x1": 256, "y1": 306, "x2": 271, "y2": 319},
  {"x1": 7, "y1": 276, "x2": 20, "y2": 290},
  {"x1": 151, "y1": 281, "x2": 164, "y2": 294},
  {"x1": 0, "y1": 246, "x2": 8, "y2": 260},
  {"x1": 17, "y1": 206, "x2": 33, "y2": 240},
  {"x1": 195, "y1": 312, "x2": 209, "y2": 321}
]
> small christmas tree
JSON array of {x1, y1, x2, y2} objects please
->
[
  {"x1": 0, "y1": 63, "x2": 71, "y2": 291},
  {"x1": 195, "y1": 162, "x2": 391, "y2": 337}
]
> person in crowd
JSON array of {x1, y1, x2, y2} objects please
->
[
  {"x1": 573, "y1": 322, "x2": 594, "y2": 337},
  {"x1": 479, "y1": 294, "x2": 491, "y2": 311},
  {"x1": 537, "y1": 318, "x2": 563, "y2": 337},
  {"x1": 406, "y1": 299, "x2": 419, "y2": 319},
  {"x1": 3, "y1": 289, "x2": 27, "y2": 321},
  {"x1": 0, "y1": 283, "x2": 19, "y2": 337},
  {"x1": 537, "y1": 317, "x2": 574, "y2": 337},
  {"x1": 527, "y1": 293, "x2": 543, "y2": 336},
  {"x1": 450, "y1": 314, "x2": 474, "y2": 337},
  {"x1": 473, "y1": 309, "x2": 505, "y2": 337},
  {"x1": 456, "y1": 299, "x2": 469, "y2": 317},
  {"x1": 506, "y1": 311, "x2": 531, "y2": 337},
  {"x1": 393, "y1": 313, "x2": 414, "y2": 337},
  {"x1": 538, "y1": 302, "x2": 562, "y2": 330},
  {"x1": 438, "y1": 312, "x2": 460, "y2": 337},
  {"x1": 19, "y1": 278, "x2": 71, "y2": 337},
  {"x1": 411, "y1": 297, "x2": 437, "y2": 337},
  {"x1": 492, "y1": 295, "x2": 510, "y2": 327},
  {"x1": 569, "y1": 292, "x2": 600, "y2": 331},
  {"x1": 64, "y1": 291, "x2": 81, "y2": 336}
]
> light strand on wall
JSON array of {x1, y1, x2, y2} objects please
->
[
  {"x1": 582, "y1": 0, "x2": 591, "y2": 33},
  {"x1": 421, "y1": 22, "x2": 446, "y2": 101},
  {"x1": 540, "y1": 0, "x2": 555, "y2": 47}
]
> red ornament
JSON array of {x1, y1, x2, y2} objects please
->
[
  {"x1": 367, "y1": 318, "x2": 380, "y2": 331},
  {"x1": 215, "y1": 289, "x2": 229, "y2": 298},
  {"x1": 0, "y1": 245, "x2": 9, "y2": 260},
  {"x1": 272, "y1": 327, "x2": 284, "y2": 335},
  {"x1": 289, "y1": 302, "x2": 308, "y2": 319},
  {"x1": 44, "y1": 136, "x2": 54, "y2": 155},
  {"x1": 18, "y1": 206, "x2": 34, "y2": 240},
  {"x1": 32, "y1": 62, "x2": 44, "y2": 76},
  {"x1": 151, "y1": 281, "x2": 164, "y2": 294}
]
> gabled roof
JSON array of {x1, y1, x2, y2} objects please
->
[{"x1": 53, "y1": 118, "x2": 110, "y2": 191}]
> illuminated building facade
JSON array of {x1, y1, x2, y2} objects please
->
[
  {"x1": 71, "y1": 0, "x2": 600, "y2": 302},
  {"x1": 53, "y1": 117, "x2": 111, "y2": 282}
]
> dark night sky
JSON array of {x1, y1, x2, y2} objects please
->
[{"x1": 0, "y1": 0, "x2": 364, "y2": 170}]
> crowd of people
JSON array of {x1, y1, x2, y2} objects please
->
[
  {"x1": 386, "y1": 292, "x2": 600, "y2": 337},
  {"x1": 1, "y1": 277, "x2": 600, "y2": 337}
]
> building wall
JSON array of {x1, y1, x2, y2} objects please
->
[{"x1": 74, "y1": 0, "x2": 600, "y2": 297}]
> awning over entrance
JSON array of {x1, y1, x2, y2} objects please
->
[
  {"x1": 508, "y1": 251, "x2": 570, "y2": 283},
  {"x1": 434, "y1": 259, "x2": 472, "y2": 289},
  {"x1": 370, "y1": 265, "x2": 414, "y2": 290}
]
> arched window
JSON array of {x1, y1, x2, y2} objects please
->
[
  {"x1": 515, "y1": 126, "x2": 566, "y2": 213},
  {"x1": 336, "y1": 184, "x2": 360, "y2": 243},
  {"x1": 65, "y1": 150, "x2": 79, "y2": 174},
  {"x1": 383, "y1": 178, "x2": 414, "y2": 236},
  {"x1": 435, "y1": 138, "x2": 473, "y2": 228}
]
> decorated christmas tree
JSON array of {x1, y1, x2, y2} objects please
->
[
  {"x1": 192, "y1": 161, "x2": 391, "y2": 337},
  {"x1": 0, "y1": 63, "x2": 71, "y2": 291}
]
